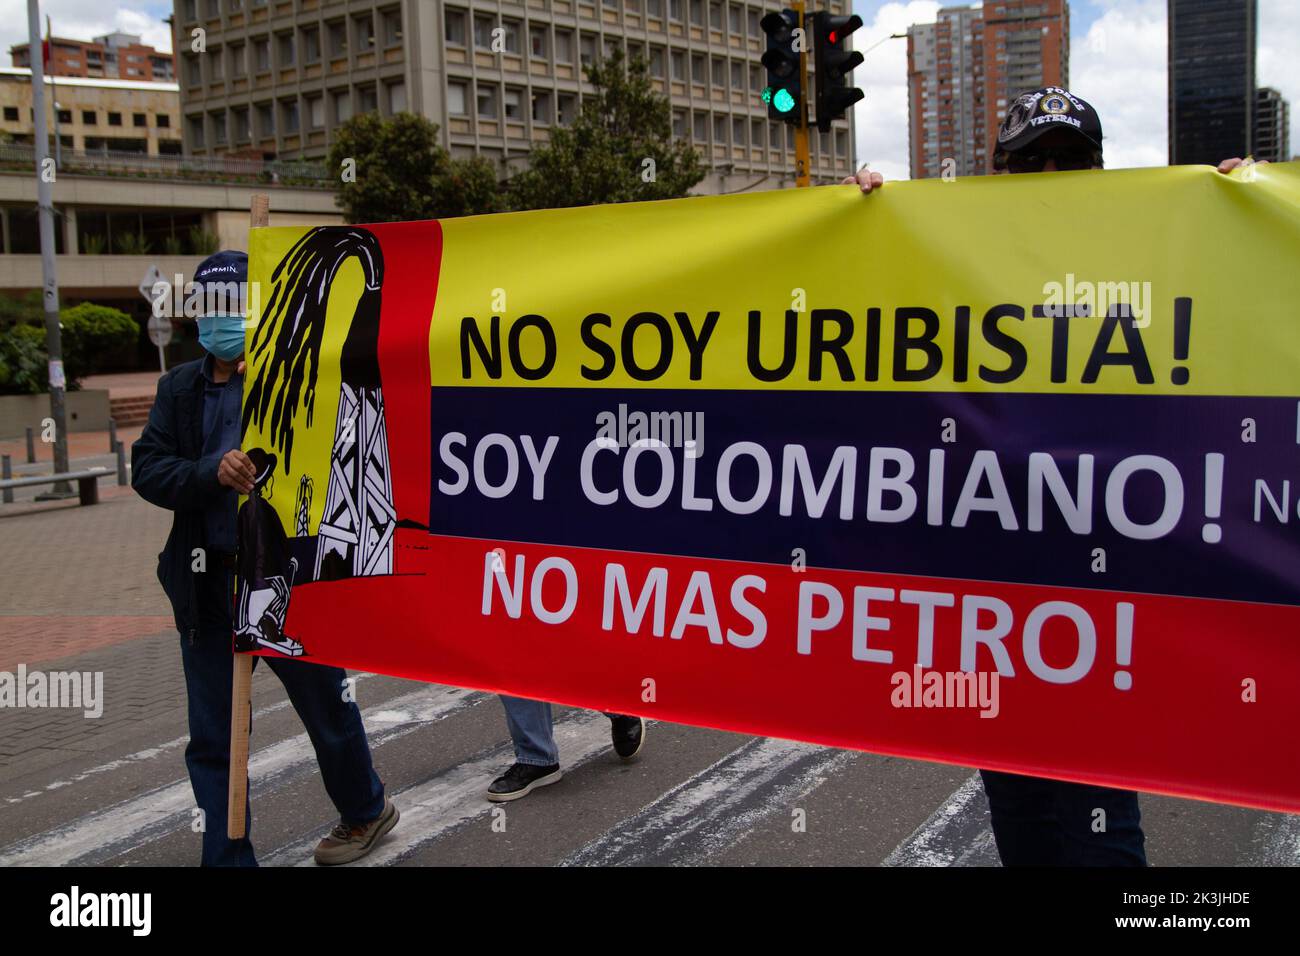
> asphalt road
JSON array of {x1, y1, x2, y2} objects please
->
[{"x1": 1, "y1": 490, "x2": 1295, "y2": 867}]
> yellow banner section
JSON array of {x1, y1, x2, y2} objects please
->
[{"x1": 430, "y1": 162, "x2": 1300, "y2": 396}]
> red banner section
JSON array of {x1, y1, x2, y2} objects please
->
[{"x1": 280, "y1": 529, "x2": 1300, "y2": 813}]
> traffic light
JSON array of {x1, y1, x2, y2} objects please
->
[
  {"x1": 760, "y1": 10, "x2": 803, "y2": 124},
  {"x1": 812, "y1": 12, "x2": 864, "y2": 132}
]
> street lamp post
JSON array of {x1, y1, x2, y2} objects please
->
[{"x1": 27, "y1": 0, "x2": 72, "y2": 497}]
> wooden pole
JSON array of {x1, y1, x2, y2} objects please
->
[{"x1": 228, "y1": 192, "x2": 269, "y2": 841}]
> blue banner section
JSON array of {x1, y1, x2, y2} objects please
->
[{"x1": 429, "y1": 387, "x2": 1300, "y2": 606}]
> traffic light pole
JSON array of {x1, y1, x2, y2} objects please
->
[{"x1": 793, "y1": 0, "x2": 811, "y2": 187}]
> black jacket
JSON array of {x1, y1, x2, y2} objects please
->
[{"x1": 131, "y1": 358, "x2": 227, "y2": 640}]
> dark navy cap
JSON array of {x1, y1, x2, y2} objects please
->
[
  {"x1": 996, "y1": 87, "x2": 1103, "y2": 156},
  {"x1": 193, "y1": 250, "x2": 247, "y2": 315}
]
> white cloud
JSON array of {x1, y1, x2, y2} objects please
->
[
  {"x1": 1258, "y1": 0, "x2": 1300, "y2": 157},
  {"x1": 1071, "y1": 0, "x2": 1167, "y2": 169},
  {"x1": 0, "y1": 2, "x2": 173, "y2": 59},
  {"x1": 851, "y1": 1, "x2": 941, "y2": 181}
]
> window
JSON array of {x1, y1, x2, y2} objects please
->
[
  {"x1": 709, "y1": 1, "x2": 722, "y2": 29},
  {"x1": 604, "y1": 37, "x2": 621, "y2": 60},
  {"x1": 647, "y1": 0, "x2": 664, "y2": 17},
  {"x1": 358, "y1": 85, "x2": 378, "y2": 113},
  {"x1": 254, "y1": 37, "x2": 271, "y2": 71},
  {"x1": 445, "y1": 9, "x2": 466, "y2": 45},
  {"x1": 692, "y1": 111, "x2": 706, "y2": 140},
  {"x1": 354, "y1": 14, "x2": 375, "y2": 50},
  {"x1": 530, "y1": 25, "x2": 547, "y2": 58},
  {"x1": 55, "y1": 109, "x2": 71, "y2": 124},
  {"x1": 670, "y1": 0, "x2": 684, "y2": 20},
  {"x1": 711, "y1": 56, "x2": 724, "y2": 86},
  {"x1": 184, "y1": 53, "x2": 201, "y2": 85},
  {"x1": 691, "y1": 52, "x2": 705, "y2": 83},
  {"x1": 672, "y1": 110, "x2": 685, "y2": 137},
  {"x1": 477, "y1": 84, "x2": 498, "y2": 119},
  {"x1": 557, "y1": 93, "x2": 577, "y2": 125},
  {"x1": 332, "y1": 89, "x2": 351, "y2": 123},
  {"x1": 448, "y1": 81, "x2": 468, "y2": 115},
  {"x1": 183, "y1": 0, "x2": 197, "y2": 20},
  {"x1": 210, "y1": 47, "x2": 224, "y2": 80},
  {"x1": 532, "y1": 90, "x2": 552, "y2": 123},
  {"x1": 504, "y1": 88, "x2": 522, "y2": 120},
  {"x1": 256, "y1": 101, "x2": 274, "y2": 137},
  {"x1": 302, "y1": 27, "x2": 320, "y2": 64},
  {"x1": 2, "y1": 106, "x2": 17, "y2": 121},
  {"x1": 748, "y1": 9, "x2": 759, "y2": 36},
  {"x1": 729, "y1": 3, "x2": 741, "y2": 33},
  {"x1": 82, "y1": 110, "x2": 96, "y2": 125},
  {"x1": 382, "y1": 8, "x2": 403, "y2": 46},
  {"x1": 306, "y1": 95, "x2": 324, "y2": 128},
  {"x1": 732, "y1": 116, "x2": 745, "y2": 145},
  {"x1": 108, "y1": 112, "x2": 122, "y2": 126},
  {"x1": 277, "y1": 33, "x2": 294, "y2": 67},
  {"x1": 749, "y1": 63, "x2": 761, "y2": 91},
  {"x1": 228, "y1": 42, "x2": 244, "y2": 76},
  {"x1": 501, "y1": 20, "x2": 521, "y2": 54},
  {"x1": 328, "y1": 20, "x2": 348, "y2": 57},
  {"x1": 280, "y1": 99, "x2": 299, "y2": 134},
  {"x1": 713, "y1": 114, "x2": 726, "y2": 142},
  {"x1": 157, "y1": 114, "x2": 171, "y2": 128},
  {"x1": 731, "y1": 59, "x2": 743, "y2": 89},
  {"x1": 133, "y1": 113, "x2": 147, "y2": 127},
  {"x1": 387, "y1": 80, "x2": 406, "y2": 113},
  {"x1": 554, "y1": 30, "x2": 573, "y2": 63},
  {"x1": 473, "y1": 15, "x2": 495, "y2": 50},
  {"x1": 752, "y1": 118, "x2": 764, "y2": 148},
  {"x1": 580, "y1": 34, "x2": 595, "y2": 67},
  {"x1": 690, "y1": 0, "x2": 704, "y2": 26},
  {"x1": 212, "y1": 111, "x2": 227, "y2": 144},
  {"x1": 188, "y1": 114, "x2": 204, "y2": 147},
  {"x1": 232, "y1": 108, "x2": 249, "y2": 140},
  {"x1": 649, "y1": 46, "x2": 665, "y2": 77}
]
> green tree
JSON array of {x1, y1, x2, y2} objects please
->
[
  {"x1": 507, "y1": 50, "x2": 706, "y2": 211},
  {"x1": 327, "y1": 112, "x2": 504, "y2": 223}
]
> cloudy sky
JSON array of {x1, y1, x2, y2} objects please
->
[{"x1": 0, "y1": 1, "x2": 1295, "y2": 179}]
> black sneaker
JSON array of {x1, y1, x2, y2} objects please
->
[
  {"x1": 609, "y1": 715, "x2": 646, "y2": 761},
  {"x1": 486, "y1": 762, "x2": 562, "y2": 802}
]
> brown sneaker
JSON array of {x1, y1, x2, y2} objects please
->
[{"x1": 313, "y1": 797, "x2": 399, "y2": 866}]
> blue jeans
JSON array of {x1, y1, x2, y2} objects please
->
[
  {"x1": 181, "y1": 568, "x2": 385, "y2": 866},
  {"x1": 979, "y1": 769, "x2": 1147, "y2": 866},
  {"x1": 499, "y1": 696, "x2": 623, "y2": 766}
]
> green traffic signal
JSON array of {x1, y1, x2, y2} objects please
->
[{"x1": 773, "y1": 88, "x2": 796, "y2": 113}]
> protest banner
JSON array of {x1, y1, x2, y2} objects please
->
[{"x1": 236, "y1": 162, "x2": 1300, "y2": 813}]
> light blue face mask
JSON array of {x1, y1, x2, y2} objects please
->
[{"x1": 198, "y1": 313, "x2": 246, "y2": 362}]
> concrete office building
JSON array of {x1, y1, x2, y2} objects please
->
[
  {"x1": 1168, "y1": 0, "x2": 1256, "y2": 166},
  {"x1": 907, "y1": 0, "x2": 1069, "y2": 179},
  {"x1": 0, "y1": 69, "x2": 183, "y2": 156},
  {"x1": 1253, "y1": 85, "x2": 1289, "y2": 164},
  {"x1": 173, "y1": 0, "x2": 857, "y2": 192}
]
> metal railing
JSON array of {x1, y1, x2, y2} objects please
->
[{"x1": 0, "y1": 143, "x2": 331, "y2": 186}]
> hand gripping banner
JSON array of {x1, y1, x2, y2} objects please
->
[{"x1": 239, "y1": 163, "x2": 1300, "y2": 812}]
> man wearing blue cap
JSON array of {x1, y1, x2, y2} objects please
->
[{"x1": 132, "y1": 250, "x2": 398, "y2": 866}]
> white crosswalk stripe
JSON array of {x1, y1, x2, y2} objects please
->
[
  {"x1": 882, "y1": 774, "x2": 999, "y2": 867},
  {"x1": 563, "y1": 737, "x2": 854, "y2": 866},
  {"x1": 262, "y1": 710, "x2": 616, "y2": 866},
  {"x1": 0, "y1": 683, "x2": 482, "y2": 866}
]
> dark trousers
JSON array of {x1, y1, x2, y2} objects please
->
[
  {"x1": 180, "y1": 568, "x2": 385, "y2": 866},
  {"x1": 980, "y1": 769, "x2": 1147, "y2": 866}
]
